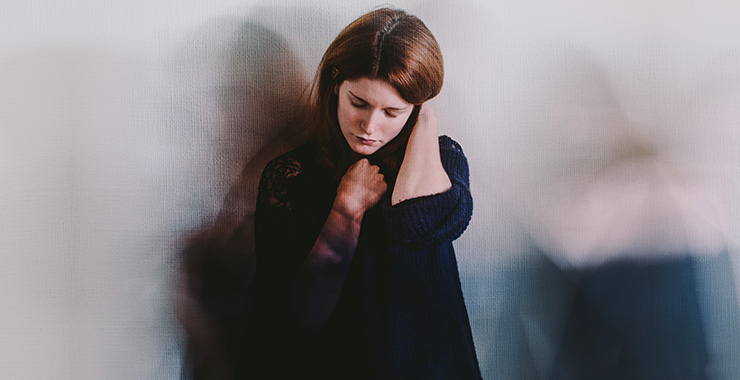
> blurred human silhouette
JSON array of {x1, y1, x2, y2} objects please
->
[
  {"x1": 175, "y1": 20, "x2": 306, "y2": 380},
  {"x1": 503, "y1": 41, "x2": 740, "y2": 379},
  {"x1": 534, "y1": 135, "x2": 730, "y2": 380}
]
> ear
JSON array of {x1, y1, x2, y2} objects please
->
[{"x1": 332, "y1": 67, "x2": 341, "y2": 95}]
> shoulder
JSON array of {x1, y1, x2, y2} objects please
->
[
  {"x1": 257, "y1": 146, "x2": 311, "y2": 209},
  {"x1": 437, "y1": 135, "x2": 469, "y2": 177},
  {"x1": 261, "y1": 146, "x2": 307, "y2": 180},
  {"x1": 438, "y1": 135, "x2": 465, "y2": 154}
]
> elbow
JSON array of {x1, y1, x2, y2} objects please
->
[{"x1": 438, "y1": 189, "x2": 474, "y2": 243}]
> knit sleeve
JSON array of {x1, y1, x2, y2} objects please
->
[{"x1": 381, "y1": 135, "x2": 473, "y2": 248}]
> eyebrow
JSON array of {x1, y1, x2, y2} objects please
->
[{"x1": 348, "y1": 91, "x2": 410, "y2": 111}]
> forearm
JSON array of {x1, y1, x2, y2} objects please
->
[
  {"x1": 291, "y1": 202, "x2": 362, "y2": 331},
  {"x1": 392, "y1": 112, "x2": 451, "y2": 205}
]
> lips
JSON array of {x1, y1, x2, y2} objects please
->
[{"x1": 356, "y1": 136, "x2": 376, "y2": 145}]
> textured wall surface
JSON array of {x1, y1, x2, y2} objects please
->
[{"x1": 2, "y1": 1, "x2": 739, "y2": 379}]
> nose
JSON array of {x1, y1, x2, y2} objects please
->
[{"x1": 360, "y1": 110, "x2": 381, "y2": 135}]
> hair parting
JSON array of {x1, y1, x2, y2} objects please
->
[{"x1": 303, "y1": 8, "x2": 444, "y2": 185}]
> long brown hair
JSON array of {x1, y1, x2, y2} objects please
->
[{"x1": 304, "y1": 7, "x2": 444, "y2": 185}]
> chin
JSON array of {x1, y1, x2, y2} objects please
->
[{"x1": 350, "y1": 143, "x2": 381, "y2": 156}]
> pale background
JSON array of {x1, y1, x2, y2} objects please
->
[{"x1": 1, "y1": 1, "x2": 739, "y2": 379}]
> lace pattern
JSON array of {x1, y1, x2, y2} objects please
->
[
  {"x1": 257, "y1": 152, "x2": 304, "y2": 210},
  {"x1": 257, "y1": 136, "x2": 461, "y2": 211}
]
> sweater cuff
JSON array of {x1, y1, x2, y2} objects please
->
[{"x1": 382, "y1": 183, "x2": 469, "y2": 247}]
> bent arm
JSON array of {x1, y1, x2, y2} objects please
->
[
  {"x1": 290, "y1": 158, "x2": 386, "y2": 330},
  {"x1": 383, "y1": 135, "x2": 473, "y2": 247},
  {"x1": 392, "y1": 104, "x2": 452, "y2": 205},
  {"x1": 290, "y1": 201, "x2": 362, "y2": 331}
]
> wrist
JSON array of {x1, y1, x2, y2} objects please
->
[
  {"x1": 332, "y1": 194, "x2": 365, "y2": 223},
  {"x1": 414, "y1": 105, "x2": 438, "y2": 132}
]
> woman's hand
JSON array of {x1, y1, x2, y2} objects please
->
[
  {"x1": 391, "y1": 103, "x2": 452, "y2": 205},
  {"x1": 335, "y1": 158, "x2": 388, "y2": 220}
]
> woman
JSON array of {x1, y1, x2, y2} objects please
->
[{"x1": 249, "y1": 8, "x2": 481, "y2": 379}]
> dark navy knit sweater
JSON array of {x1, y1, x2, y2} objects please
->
[{"x1": 249, "y1": 135, "x2": 481, "y2": 379}]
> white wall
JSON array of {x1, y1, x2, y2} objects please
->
[{"x1": 2, "y1": 1, "x2": 739, "y2": 379}]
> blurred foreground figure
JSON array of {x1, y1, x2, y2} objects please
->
[
  {"x1": 532, "y1": 138, "x2": 732, "y2": 380},
  {"x1": 174, "y1": 21, "x2": 306, "y2": 380}
]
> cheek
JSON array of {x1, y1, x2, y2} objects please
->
[
  {"x1": 338, "y1": 100, "x2": 361, "y2": 119},
  {"x1": 388, "y1": 113, "x2": 412, "y2": 136},
  {"x1": 386, "y1": 119, "x2": 407, "y2": 138},
  {"x1": 336, "y1": 104, "x2": 353, "y2": 132}
]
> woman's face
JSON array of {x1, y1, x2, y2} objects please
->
[{"x1": 336, "y1": 77, "x2": 414, "y2": 156}]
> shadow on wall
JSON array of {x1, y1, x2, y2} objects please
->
[{"x1": 173, "y1": 14, "x2": 311, "y2": 380}]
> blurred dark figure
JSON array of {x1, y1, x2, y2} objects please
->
[
  {"x1": 173, "y1": 20, "x2": 306, "y2": 380},
  {"x1": 177, "y1": 220, "x2": 254, "y2": 380},
  {"x1": 533, "y1": 138, "x2": 733, "y2": 380},
  {"x1": 552, "y1": 257, "x2": 707, "y2": 380}
]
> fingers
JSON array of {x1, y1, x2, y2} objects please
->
[
  {"x1": 339, "y1": 159, "x2": 387, "y2": 212},
  {"x1": 350, "y1": 159, "x2": 387, "y2": 197},
  {"x1": 348, "y1": 159, "x2": 379, "y2": 180}
]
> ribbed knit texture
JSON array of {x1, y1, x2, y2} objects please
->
[
  {"x1": 250, "y1": 135, "x2": 481, "y2": 379},
  {"x1": 383, "y1": 135, "x2": 473, "y2": 248}
]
